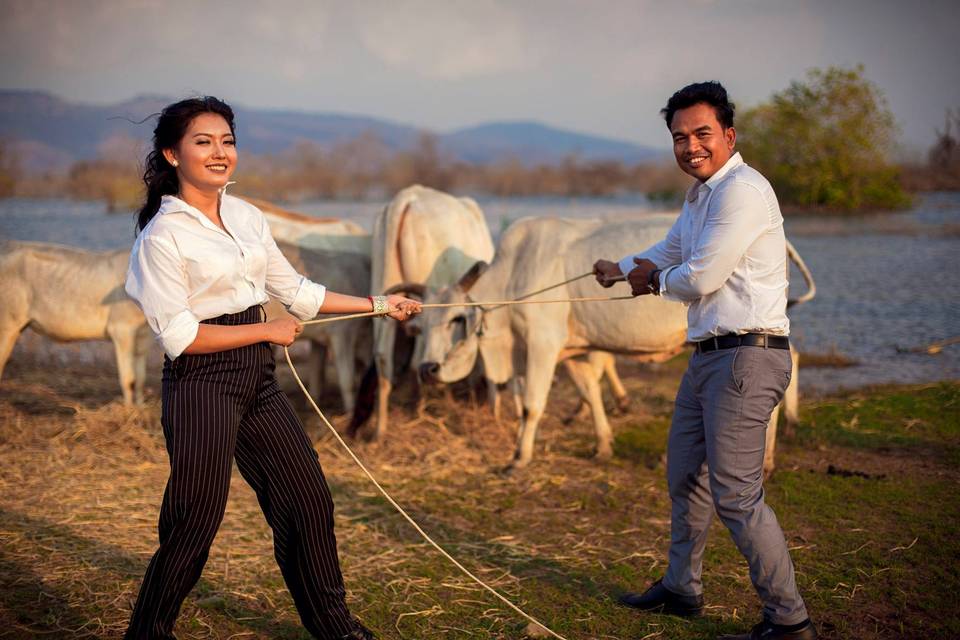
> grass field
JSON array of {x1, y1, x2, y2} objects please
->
[{"x1": 1, "y1": 347, "x2": 957, "y2": 640}]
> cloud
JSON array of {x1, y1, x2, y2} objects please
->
[
  {"x1": 352, "y1": 0, "x2": 545, "y2": 80},
  {"x1": 1, "y1": 0, "x2": 956, "y2": 149}
]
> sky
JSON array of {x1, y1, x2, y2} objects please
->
[{"x1": 2, "y1": 0, "x2": 958, "y2": 156}]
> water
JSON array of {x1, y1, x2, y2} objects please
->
[{"x1": 2, "y1": 193, "x2": 958, "y2": 394}]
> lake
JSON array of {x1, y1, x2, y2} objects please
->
[{"x1": 2, "y1": 192, "x2": 958, "y2": 394}]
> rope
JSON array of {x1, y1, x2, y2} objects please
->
[
  {"x1": 283, "y1": 346, "x2": 568, "y2": 639},
  {"x1": 284, "y1": 270, "x2": 632, "y2": 639},
  {"x1": 301, "y1": 272, "x2": 630, "y2": 327}
]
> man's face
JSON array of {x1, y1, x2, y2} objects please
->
[{"x1": 670, "y1": 102, "x2": 736, "y2": 182}]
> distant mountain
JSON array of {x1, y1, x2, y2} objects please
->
[
  {"x1": 0, "y1": 90, "x2": 664, "y2": 171},
  {"x1": 442, "y1": 121, "x2": 661, "y2": 165}
]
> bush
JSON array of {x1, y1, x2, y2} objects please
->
[{"x1": 738, "y1": 65, "x2": 911, "y2": 211}]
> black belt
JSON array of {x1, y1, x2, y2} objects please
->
[{"x1": 695, "y1": 333, "x2": 790, "y2": 353}]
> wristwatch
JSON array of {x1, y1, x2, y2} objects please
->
[{"x1": 648, "y1": 269, "x2": 662, "y2": 295}]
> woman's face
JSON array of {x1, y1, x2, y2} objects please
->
[{"x1": 164, "y1": 112, "x2": 237, "y2": 193}]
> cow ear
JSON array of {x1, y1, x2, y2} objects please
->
[{"x1": 457, "y1": 261, "x2": 488, "y2": 292}]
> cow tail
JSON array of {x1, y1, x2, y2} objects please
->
[
  {"x1": 348, "y1": 364, "x2": 379, "y2": 437},
  {"x1": 786, "y1": 239, "x2": 816, "y2": 308}
]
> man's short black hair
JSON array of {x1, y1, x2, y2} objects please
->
[{"x1": 661, "y1": 81, "x2": 735, "y2": 130}]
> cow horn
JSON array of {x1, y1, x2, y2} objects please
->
[
  {"x1": 382, "y1": 282, "x2": 427, "y2": 298},
  {"x1": 457, "y1": 261, "x2": 489, "y2": 292}
]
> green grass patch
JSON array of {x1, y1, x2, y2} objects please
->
[
  {"x1": 614, "y1": 416, "x2": 670, "y2": 466},
  {"x1": 794, "y1": 381, "x2": 960, "y2": 463}
]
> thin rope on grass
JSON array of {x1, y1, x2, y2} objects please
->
[
  {"x1": 283, "y1": 271, "x2": 635, "y2": 640},
  {"x1": 283, "y1": 346, "x2": 569, "y2": 640}
]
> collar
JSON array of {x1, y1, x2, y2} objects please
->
[
  {"x1": 686, "y1": 152, "x2": 743, "y2": 202},
  {"x1": 158, "y1": 181, "x2": 237, "y2": 216},
  {"x1": 158, "y1": 194, "x2": 203, "y2": 217}
]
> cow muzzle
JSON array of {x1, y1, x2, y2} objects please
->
[{"x1": 418, "y1": 362, "x2": 441, "y2": 384}]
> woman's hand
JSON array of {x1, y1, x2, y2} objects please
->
[
  {"x1": 263, "y1": 317, "x2": 304, "y2": 346},
  {"x1": 385, "y1": 294, "x2": 422, "y2": 322}
]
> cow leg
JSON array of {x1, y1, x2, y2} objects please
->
[
  {"x1": 565, "y1": 357, "x2": 614, "y2": 460},
  {"x1": 486, "y1": 378, "x2": 501, "y2": 423},
  {"x1": 598, "y1": 351, "x2": 630, "y2": 414},
  {"x1": 133, "y1": 325, "x2": 151, "y2": 405},
  {"x1": 764, "y1": 405, "x2": 780, "y2": 478},
  {"x1": 331, "y1": 331, "x2": 358, "y2": 415},
  {"x1": 512, "y1": 341, "x2": 563, "y2": 469},
  {"x1": 308, "y1": 341, "x2": 327, "y2": 401},
  {"x1": 560, "y1": 358, "x2": 592, "y2": 425},
  {"x1": 372, "y1": 321, "x2": 396, "y2": 441},
  {"x1": 411, "y1": 334, "x2": 430, "y2": 417},
  {"x1": 509, "y1": 376, "x2": 524, "y2": 422},
  {"x1": 782, "y1": 346, "x2": 800, "y2": 432},
  {"x1": 764, "y1": 346, "x2": 800, "y2": 478},
  {"x1": 0, "y1": 320, "x2": 26, "y2": 383},
  {"x1": 108, "y1": 326, "x2": 137, "y2": 406}
]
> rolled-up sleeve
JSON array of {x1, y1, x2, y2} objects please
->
[
  {"x1": 617, "y1": 213, "x2": 684, "y2": 277},
  {"x1": 259, "y1": 214, "x2": 326, "y2": 321},
  {"x1": 125, "y1": 236, "x2": 200, "y2": 359}
]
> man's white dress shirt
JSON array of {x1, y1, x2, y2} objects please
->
[
  {"x1": 126, "y1": 193, "x2": 326, "y2": 359},
  {"x1": 618, "y1": 152, "x2": 789, "y2": 342}
]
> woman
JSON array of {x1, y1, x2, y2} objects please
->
[{"x1": 124, "y1": 96, "x2": 419, "y2": 640}]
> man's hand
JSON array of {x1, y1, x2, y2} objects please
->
[
  {"x1": 593, "y1": 259, "x2": 624, "y2": 288},
  {"x1": 628, "y1": 257, "x2": 659, "y2": 296}
]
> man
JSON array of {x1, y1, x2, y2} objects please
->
[{"x1": 593, "y1": 82, "x2": 815, "y2": 640}]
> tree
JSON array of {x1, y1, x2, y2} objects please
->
[
  {"x1": 738, "y1": 65, "x2": 910, "y2": 211},
  {"x1": 928, "y1": 109, "x2": 960, "y2": 185}
]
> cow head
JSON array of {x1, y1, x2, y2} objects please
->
[{"x1": 417, "y1": 261, "x2": 488, "y2": 384}]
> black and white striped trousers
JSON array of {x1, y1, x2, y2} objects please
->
[{"x1": 125, "y1": 305, "x2": 354, "y2": 640}]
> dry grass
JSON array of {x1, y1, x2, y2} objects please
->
[
  {"x1": 800, "y1": 346, "x2": 860, "y2": 368},
  {"x1": 1, "y1": 347, "x2": 958, "y2": 639}
]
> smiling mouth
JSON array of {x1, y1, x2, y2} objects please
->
[
  {"x1": 206, "y1": 164, "x2": 229, "y2": 172},
  {"x1": 686, "y1": 155, "x2": 709, "y2": 167}
]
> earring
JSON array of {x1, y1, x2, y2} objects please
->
[{"x1": 171, "y1": 160, "x2": 179, "y2": 167}]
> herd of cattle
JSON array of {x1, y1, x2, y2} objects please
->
[{"x1": 0, "y1": 185, "x2": 815, "y2": 474}]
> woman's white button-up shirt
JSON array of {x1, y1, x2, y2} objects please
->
[{"x1": 125, "y1": 194, "x2": 326, "y2": 360}]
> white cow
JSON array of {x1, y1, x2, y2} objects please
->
[
  {"x1": 351, "y1": 184, "x2": 496, "y2": 440},
  {"x1": 0, "y1": 240, "x2": 152, "y2": 405},
  {"x1": 0, "y1": 200, "x2": 373, "y2": 409},
  {"x1": 265, "y1": 241, "x2": 372, "y2": 413},
  {"x1": 243, "y1": 195, "x2": 374, "y2": 413},
  {"x1": 415, "y1": 215, "x2": 814, "y2": 473},
  {"x1": 765, "y1": 240, "x2": 816, "y2": 467},
  {"x1": 243, "y1": 196, "x2": 371, "y2": 254},
  {"x1": 415, "y1": 215, "x2": 686, "y2": 468}
]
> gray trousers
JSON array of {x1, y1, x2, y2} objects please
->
[{"x1": 662, "y1": 345, "x2": 808, "y2": 625}]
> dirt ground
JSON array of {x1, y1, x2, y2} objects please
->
[{"x1": 1, "y1": 337, "x2": 957, "y2": 640}]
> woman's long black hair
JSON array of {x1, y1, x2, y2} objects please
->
[{"x1": 136, "y1": 96, "x2": 236, "y2": 233}]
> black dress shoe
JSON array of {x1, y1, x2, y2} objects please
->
[
  {"x1": 718, "y1": 617, "x2": 817, "y2": 640},
  {"x1": 618, "y1": 578, "x2": 704, "y2": 617},
  {"x1": 338, "y1": 620, "x2": 376, "y2": 640}
]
